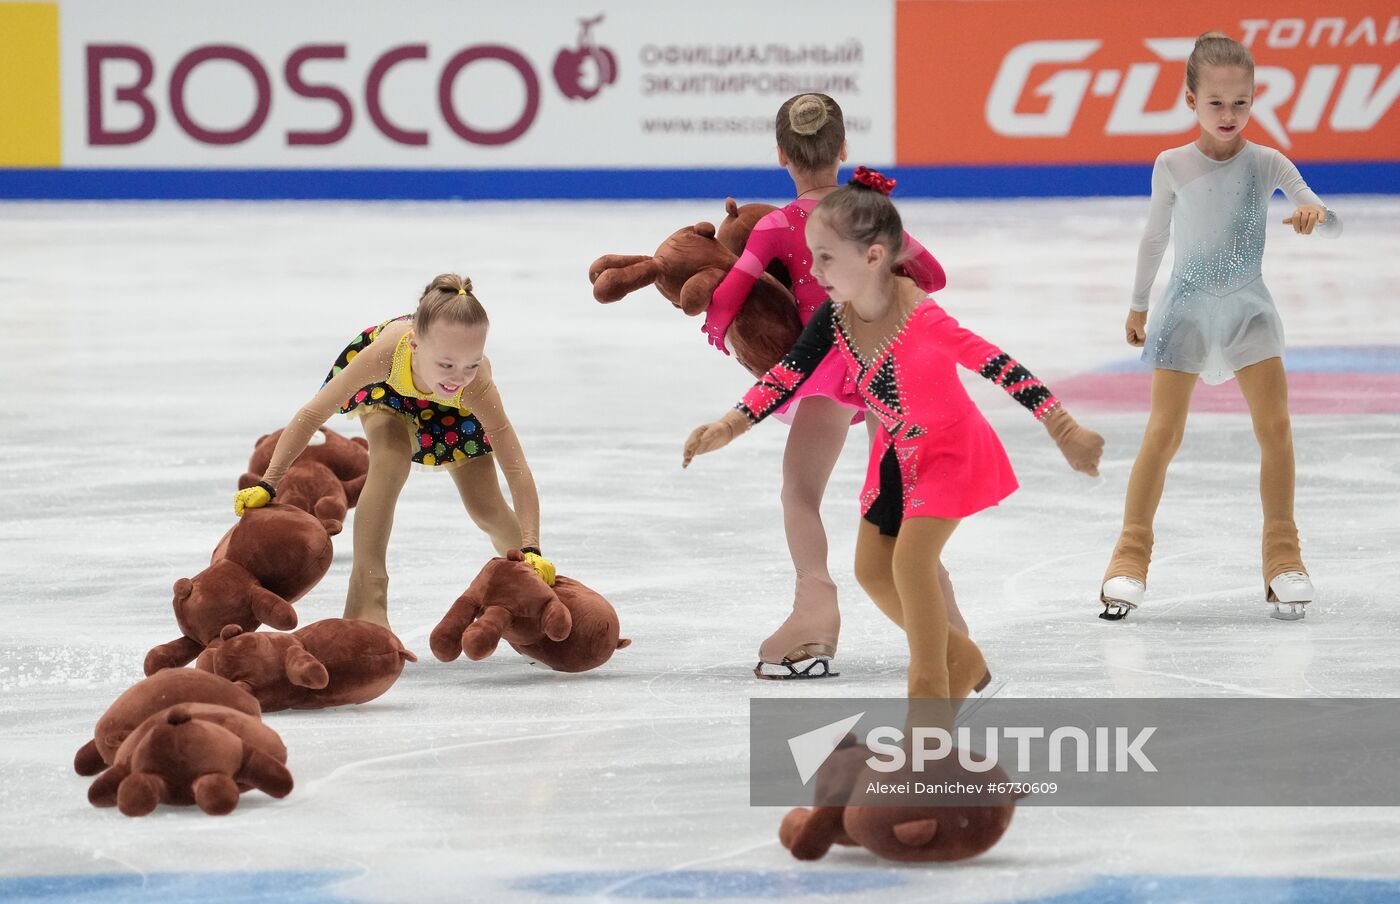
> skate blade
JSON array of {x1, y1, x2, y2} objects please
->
[
  {"x1": 1269, "y1": 602, "x2": 1307, "y2": 621},
  {"x1": 753, "y1": 658, "x2": 838, "y2": 680},
  {"x1": 1098, "y1": 594, "x2": 1137, "y2": 621},
  {"x1": 1266, "y1": 588, "x2": 1309, "y2": 621},
  {"x1": 957, "y1": 677, "x2": 1007, "y2": 725}
]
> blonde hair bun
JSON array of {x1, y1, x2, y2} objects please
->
[{"x1": 788, "y1": 94, "x2": 830, "y2": 136}]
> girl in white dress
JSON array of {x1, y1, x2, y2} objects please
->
[{"x1": 1100, "y1": 32, "x2": 1341, "y2": 621}]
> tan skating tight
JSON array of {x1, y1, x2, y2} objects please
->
[
  {"x1": 345, "y1": 411, "x2": 523, "y2": 629},
  {"x1": 1105, "y1": 357, "x2": 1305, "y2": 592},
  {"x1": 761, "y1": 400, "x2": 971, "y2": 664},
  {"x1": 853, "y1": 517, "x2": 987, "y2": 707}
]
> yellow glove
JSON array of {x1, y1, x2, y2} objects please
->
[
  {"x1": 234, "y1": 481, "x2": 275, "y2": 517},
  {"x1": 522, "y1": 548, "x2": 556, "y2": 586}
]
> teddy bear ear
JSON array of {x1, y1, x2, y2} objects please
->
[
  {"x1": 173, "y1": 578, "x2": 193, "y2": 601},
  {"x1": 506, "y1": 549, "x2": 525, "y2": 562},
  {"x1": 219, "y1": 624, "x2": 243, "y2": 641},
  {"x1": 352, "y1": 436, "x2": 368, "y2": 448}
]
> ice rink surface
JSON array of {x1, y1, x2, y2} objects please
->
[{"x1": 2, "y1": 195, "x2": 1398, "y2": 903}]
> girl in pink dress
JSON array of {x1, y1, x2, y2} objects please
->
[
  {"x1": 703, "y1": 93, "x2": 950, "y2": 679},
  {"x1": 685, "y1": 173, "x2": 1104, "y2": 700}
]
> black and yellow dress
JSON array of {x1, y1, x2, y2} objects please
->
[{"x1": 326, "y1": 316, "x2": 493, "y2": 468}]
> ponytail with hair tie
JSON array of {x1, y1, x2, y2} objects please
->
[{"x1": 850, "y1": 166, "x2": 897, "y2": 196}]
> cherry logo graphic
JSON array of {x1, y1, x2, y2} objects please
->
[{"x1": 553, "y1": 14, "x2": 617, "y2": 101}]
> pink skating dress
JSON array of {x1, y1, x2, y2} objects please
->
[
  {"x1": 710, "y1": 199, "x2": 947, "y2": 424},
  {"x1": 736, "y1": 299, "x2": 1060, "y2": 534}
]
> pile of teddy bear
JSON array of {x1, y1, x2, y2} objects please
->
[{"x1": 74, "y1": 426, "x2": 629, "y2": 818}]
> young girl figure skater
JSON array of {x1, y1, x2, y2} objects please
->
[
  {"x1": 1099, "y1": 32, "x2": 1341, "y2": 622},
  {"x1": 234, "y1": 273, "x2": 555, "y2": 630},
  {"x1": 703, "y1": 93, "x2": 953, "y2": 679},
  {"x1": 685, "y1": 174, "x2": 1104, "y2": 700}
]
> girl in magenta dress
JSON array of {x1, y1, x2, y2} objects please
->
[
  {"x1": 702, "y1": 93, "x2": 949, "y2": 679},
  {"x1": 685, "y1": 172, "x2": 1104, "y2": 700}
]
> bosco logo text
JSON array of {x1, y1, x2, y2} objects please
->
[{"x1": 83, "y1": 32, "x2": 606, "y2": 148}]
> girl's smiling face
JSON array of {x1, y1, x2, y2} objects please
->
[
  {"x1": 1188, "y1": 65, "x2": 1253, "y2": 145},
  {"x1": 410, "y1": 321, "x2": 486, "y2": 397}
]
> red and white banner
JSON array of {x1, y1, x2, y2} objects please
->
[{"x1": 896, "y1": 0, "x2": 1400, "y2": 164}]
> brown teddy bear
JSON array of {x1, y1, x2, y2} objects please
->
[
  {"x1": 144, "y1": 504, "x2": 336, "y2": 676},
  {"x1": 778, "y1": 735, "x2": 1018, "y2": 862},
  {"x1": 509, "y1": 574, "x2": 631, "y2": 673},
  {"x1": 86, "y1": 703, "x2": 292, "y2": 816},
  {"x1": 239, "y1": 427, "x2": 370, "y2": 535},
  {"x1": 587, "y1": 202, "x2": 802, "y2": 378},
  {"x1": 73, "y1": 668, "x2": 262, "y2": 776},
  {"x1": 431, "y1": 550, "x2": 629, "y2": 673},
  {"x1": 195, "y1": 619, "x2": 417, "y2": 712}
]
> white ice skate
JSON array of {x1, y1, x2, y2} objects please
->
[
  {"x1": 1099, "y1": 576, "x2": 1144, "y2": 621},
  {"x1": 1268, "y1": 572, "x2": 1312, "y2": 621}
]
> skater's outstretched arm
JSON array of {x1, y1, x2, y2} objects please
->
[
  {"x1": 235, "y1": 331, "x2": 397, "y2": 515},
  {"x1": 683, "y1": 300, "x2": 839, "y2": 467},
  {"x1": 925, "y1": 305, "x2": 1103, "y2": 476},
  {"x1": 736, "y1": 300, "x2": 839, "y2": 423},
  {"x1": 460, "y1": 358, "x2": 542, "y2": 553}
]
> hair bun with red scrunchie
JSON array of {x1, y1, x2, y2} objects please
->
[{"x1": 849, "y1": 166, "x2": 897, "y2": 195}]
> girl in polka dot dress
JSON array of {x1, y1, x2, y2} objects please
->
[
  {"x1": 234, "y1": 273, "x2": 554, "y2": 630},
  {"x1": 701, "y1": 93, "x2": 953, "y2": 679}
]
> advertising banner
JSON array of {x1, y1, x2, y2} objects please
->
[
  {"x1": 50, "y1": 0, "x2": 893, "y2": 168},
  {"x1": 896, "y1": 0, "x2": 1400, "y2": 165}
]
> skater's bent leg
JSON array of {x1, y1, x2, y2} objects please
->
[
  {"x1": 1236, "y1": 357, "x2": 1305, "y2": 586},
  {"x1": 1105, "y1": 368, "x2": 1198, "y2": 585},
  {"x1": 938, "y1": 562, "x2": 969, "y2": 636},
  {"x1": 345, "y1": 413, "x2": 413, "y2": 629},
  {"x1": 854, "y1": 520, "x2": 902, "y2": 628},
  {"x1": 853, "y1": 526, "x2": 967, "y2": 636},
  {"x1": 891, "y1": 517, "x2": 984, "y2": 703},
  {"x1": 449, "y1": 454, "x2": 523, "y2": 555},
  {"x1": 759, "y1": 397, "x2": 852, "y2": 663}
]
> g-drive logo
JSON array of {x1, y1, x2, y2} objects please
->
[
  {"x1": 791, "y1": 714, "x2": 1157, "y2": 782},
  {"x1": 988, "y1": 28, "x2": 1399, "y2": 149}
]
